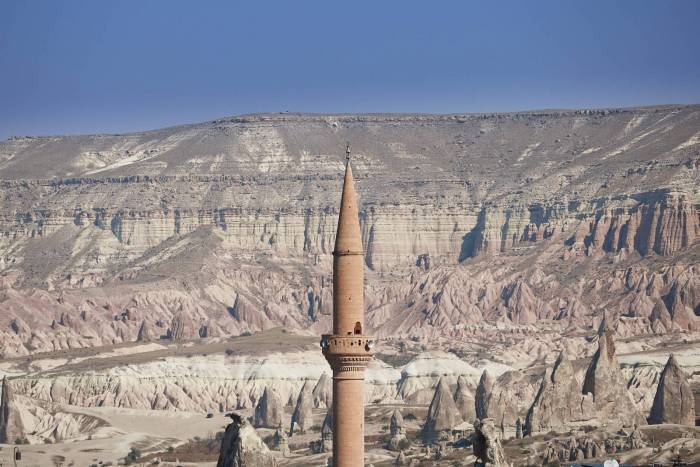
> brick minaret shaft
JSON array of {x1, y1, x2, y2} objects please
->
[{"x1": 321, "y1": 145, "x2": 374, "y2": 467}]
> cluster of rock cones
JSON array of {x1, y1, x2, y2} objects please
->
[{"x1": 408, "y1": 323, "x2": 695, "y2": 466}]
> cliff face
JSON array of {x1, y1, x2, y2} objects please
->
[{"x1": 1, "y1": 107, "x2": 699, "y2": 354}]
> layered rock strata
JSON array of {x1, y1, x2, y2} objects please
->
[{"x1": 1, "y1": 107, "x2": 699, "y2": 356}]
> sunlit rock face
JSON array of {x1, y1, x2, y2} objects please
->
[{"x1": 0, "y1": 106, "x2": 699, "y2": 357}]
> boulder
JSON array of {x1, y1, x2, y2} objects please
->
[{"x1": 649, "y1": 353, "x2": 695, "y2": 426}]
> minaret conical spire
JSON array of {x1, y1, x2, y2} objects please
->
[{"x1": 334, "y1": 148, "x2": 363, "y2": 255}]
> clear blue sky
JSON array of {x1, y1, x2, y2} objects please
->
[{"x1": 1, "y1": 0, "x2": 699, "y2": 140}]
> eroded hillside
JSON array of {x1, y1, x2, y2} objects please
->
[{"x1": 1, "y1": 106, "x2": 699, "y2": 356}]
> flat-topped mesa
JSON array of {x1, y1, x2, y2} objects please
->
[{"x1": 321, "y1": 147, "x2": 375, "y2": 467}]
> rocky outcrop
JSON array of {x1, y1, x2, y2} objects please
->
[
  {"x1": 0, "y1": 378, "x2": 24, "y2": 444},
  {"x1": 649, "y1": 354, "x2": 695, "y2": 426},
  {"x1": 217, "y1": 412, "x2": 277, "y2": 467},
  {"x1": 272, "y1": 424, "x2": 289, "y2": 456},
  {"x1": 388, "y1": 408, "x2": 407, "y2": 451},
  {"x1": 472, "y1": 418, "x2": 511, "y2": 467},
  {"x1": 454, "y1": 375, "x2": 476, "y2": 423},
  {"x1": 482, "y1": 368, "x2": 542, "y2": 437},
  {"x1": 290, "y1": 380, "x2": 313, "y2": 435},
  {"x1": 475, "y1": 370, "x2": 493, "y2": 421},
  {"x1": 312, "y1": 372, "x2": 332, "y2": 408},
  {"x1": 422, "y1": 377, "x2": 462, "y2": 443},
  {"x1": 584, "y1": 194, "x2": 699, "y2": 257},
  {"x1": 525, "y1": 351, "x2": 594, "y2": 434},
  {"x1": 581, "y1": 324, "x2": 646, "y2": 427},
  {"x1": 169, "y1": 310, "x2": 193, "y2": 342},
  {"x1": 321, "y1": 408, "x2": 332, "y2": 453},
  {"x1": 626, "y1": 426, "x2": 646, "y2": 450},
  {"x1": 254, "y1": 386, "x2": 284, "y2": 428},
  {"x1": 136, "y1": 320, "x2": 152, "y2": 342}
]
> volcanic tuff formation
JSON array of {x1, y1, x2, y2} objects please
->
[
  {"x1": 454, "y1": 375, "x2": 476, "y2": 423},
  {"x1": 524, "y1": 351, "x2": 593, "y2": 434},
  {"x1": 649, "y1": 353, "x2": 695, "y2": 425},
  {"x1": 475, "y1": 370, "x2": 494, "y2": 420},
  {"x1": 1, "y1": 107, "x2": 699, "y2": 357},
  {"x1": 290, "y1": 380, "x2": 313, "y2": 435},
  {"x1": 253, "y1": 386, "x2": 284, "y2": 428},
  {"x1": 312, "y1": 372, "x2": 332, "y2": 408},
  {"x1": 422, "y1": 377, "x2": 462, "y2": 443},
  {"x1": 388, "y1": 408, "x2": 407, "y2": 451},
  {"x1": 0, "y1": 377, "x2": 24, "y2": 444},
  {"x1": 581, "y1": 324, "x2": 647, "y2": 427},
  {"x1": 472, "y1": 418, "x2": 511, "y2": 467},
  {"x1": 217, "y1": 412, "x2": 277, "y2": 467}
]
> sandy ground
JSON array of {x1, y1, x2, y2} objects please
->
[{"x1": 4, "y1": 406, "x2": 230, "y2": 466}]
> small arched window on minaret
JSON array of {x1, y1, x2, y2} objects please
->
[{"x1": 354, "y1": 321, "x2": 362, "y2": 335}]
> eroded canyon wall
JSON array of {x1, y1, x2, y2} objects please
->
[{"x1": 0, "y1": 107, "x2": 699, "y2": 355}]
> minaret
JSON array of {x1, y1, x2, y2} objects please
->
[{"x1": 321, "y1": 144, "x2": 374, "y2": 467}]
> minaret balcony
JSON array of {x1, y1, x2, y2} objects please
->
[{"x1": 320, "y1": 334, "x2": 374, "y2": 373}]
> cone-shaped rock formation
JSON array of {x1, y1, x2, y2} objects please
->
[
  {"x1": 525, "y1": 351, "x2": 594, "y2": 434},
  {"x1": 136, "y1": 320, "x2": 152, "y2": 342},
  {"x1": 475, "y1": 370, "x2": 494, "y2": 421},
  {"x1": 422, "y1": 377, "x2": 462, "y2": 443},
  {"x1": 170, "y1": 310, "x2": 192, "y2": 342},
  {"x1": 312, "y1": 372, "x2": 332, "y2": 408},
  {"x1": 649, "y1": 354, "x2": 695, "y2": 426},
  {"x1": 454, "y1": 375, "x2": 476, "y2": 423},
  {"x1": 388, "y1": 408, "x2": 407, "y2": 450},
  {"x1": 254, "y1": 386, "x2": 284, "y2": 428},
  {"x1": 321, "y1": 407, "x2": 333, "y2": 452},
  {"x1": 290, "y1": 380, "x2": 313, "y2": 435},
  {"x1": 581, "y1": 323, "x2": 646, "y2": 427}
]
